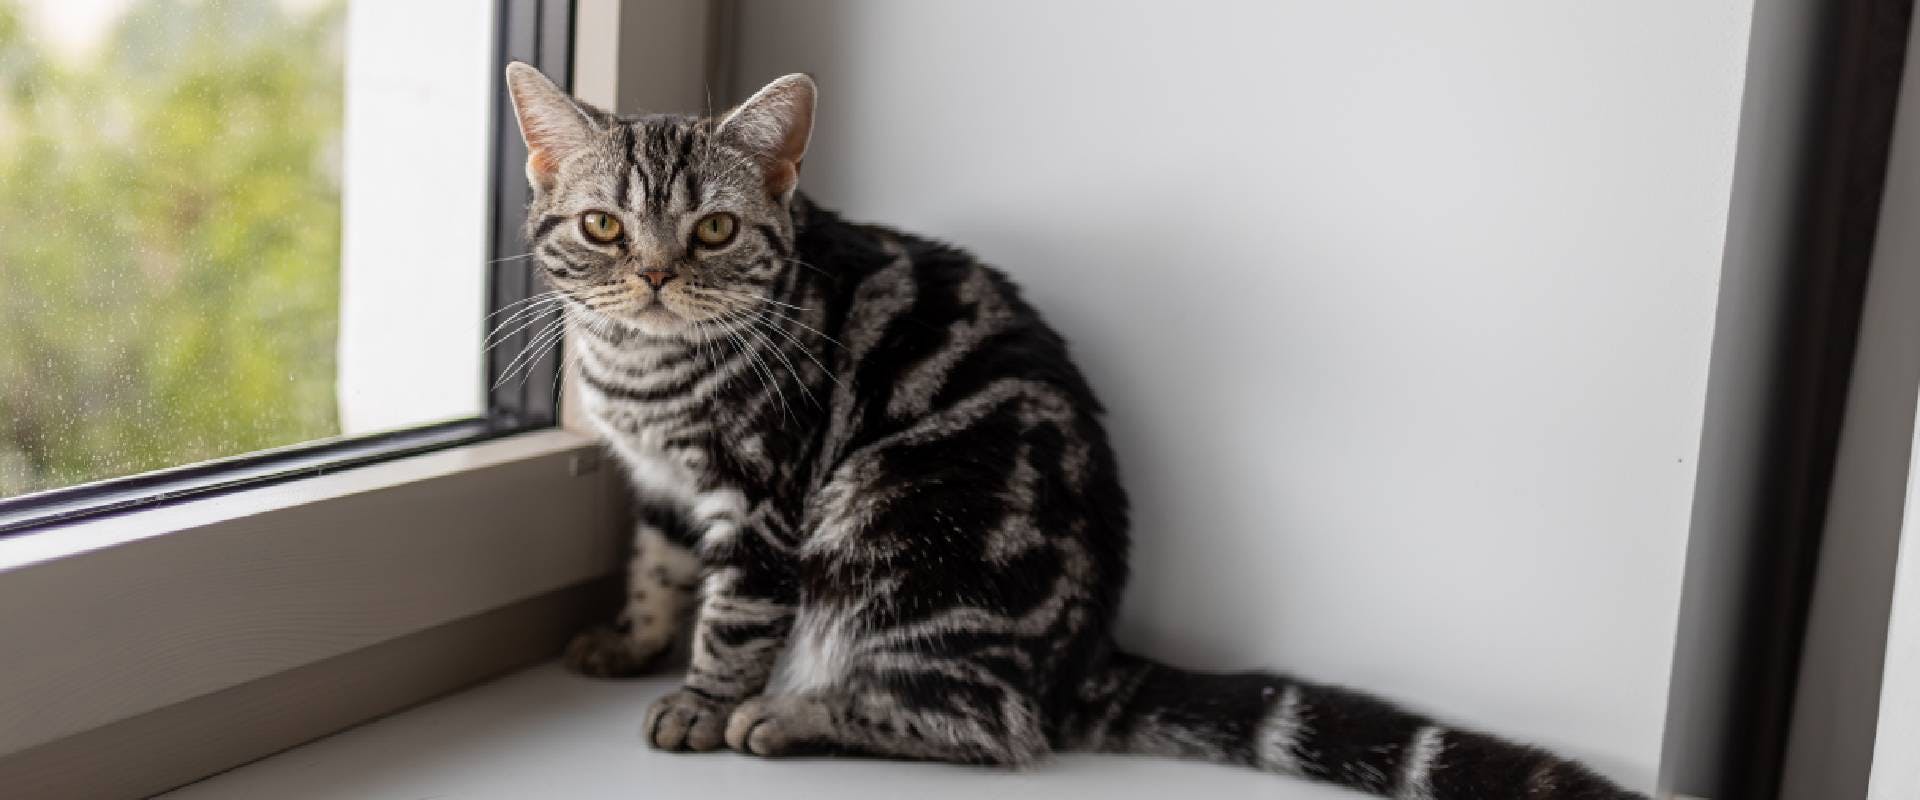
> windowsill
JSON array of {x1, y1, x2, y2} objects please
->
[
  {"x1": 0, "y1": 429, "x2": 626, "y2": 775},
  {"x1": 163, "y1": 662, "x2": 1362, "y2": 800},
  {"x1": 0, "y1": 428, "x2": 610, "y2": 572}
]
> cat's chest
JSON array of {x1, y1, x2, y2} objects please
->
[
  {"x1": 572, "y1": 329, "x2": 797, "y2": 506},
  {"x1": 585, "y1": 388, "x2": 779, "y2": 488},
  {"x1": 586, "y1": 394, "x2": 718, "y2": 486}
]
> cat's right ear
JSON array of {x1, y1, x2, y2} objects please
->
[{"x1": 505, "y1": 62, "x2": 600, "y2": 191}]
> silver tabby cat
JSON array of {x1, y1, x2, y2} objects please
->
[{"x1": 504, "y1": 62, "x2": 1641, "y2": 799}]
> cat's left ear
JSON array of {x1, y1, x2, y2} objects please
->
[
  {"x1": 717, "y1": 73, "x2": 816, "y2": 201},
  {"x1": 505, "y1": 61, "x2": 603, "y2": 192}
]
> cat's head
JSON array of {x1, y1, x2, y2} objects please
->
[{"x1": 504, "y1": 63, "x2": 814, "y2": 338}]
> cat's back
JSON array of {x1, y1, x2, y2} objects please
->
[
  {"x1": 799, "y1": 204, "x2": 1108, "y2": 441},
  {"x1": 787, "y1": 205, "x2": 1133, "y2": 704},
  {"x1": 799, "y1": 201, "x2": 1130, "y2": 584}
]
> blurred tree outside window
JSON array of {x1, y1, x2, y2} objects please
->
[{"x1": 0, "y1": 0, "x2": 347, "y2": 497}]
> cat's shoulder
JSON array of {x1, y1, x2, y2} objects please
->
[{"x1": 799, "y1": 202, "x2": 1033, "y2": 314}]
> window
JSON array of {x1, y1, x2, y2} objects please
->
[
  {"x1": 0, "y1": 7, "x2": 634, "y2": 794},
  {"x1": 0, "y1": 0, "x2": 574, "y2": 532}
]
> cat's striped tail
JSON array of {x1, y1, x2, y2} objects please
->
[{"x1": 1068, "y1": 650, "x2": 1644, "y2": 800}]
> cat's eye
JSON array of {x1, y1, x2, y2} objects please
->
[
  {"x1": 693, "y1": 212, "x2": 737, "y2": 248},
  {"x1": 580, "y1": 211, "x2": 622, "y2": 243}
]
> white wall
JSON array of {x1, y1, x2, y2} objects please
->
[
  {"x1": 732, "y1": 1, "x2": 1755, "y2": 785},
  {"x1": 336, "y1": 1, "x2": 493, "y2": 435}
]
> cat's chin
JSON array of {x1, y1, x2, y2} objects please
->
[{"x1": 627, "y1": 306, "x2": 692, "y2": 338}]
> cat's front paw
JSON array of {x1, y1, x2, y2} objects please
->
[
  {"x1": 724, "y1": 696, "x2": 788, "y2": 756},
  {"x1": 645, "y1": 688, "x2": 735, "y2": 752},
  {"x1": 725, "y1": 695, "x2": 824, "y2": 757},
  {"x1": 562, "y1": 625, "x2": 668, "y2": 678}
]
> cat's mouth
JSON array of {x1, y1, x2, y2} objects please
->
[
  {"x1": 637, "y1": 300, "x2": 679, "y2": 319},
  {"x1": 625, "y1": 295, "x2": 694, "y2": 336}
]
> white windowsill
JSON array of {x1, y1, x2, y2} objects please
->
[
  {"x1": 164, "y1": 662, "x2": 1360, "y2": 800},
  {"x1": 0, "y1": 429, "x2": 626, "y2": 763}
]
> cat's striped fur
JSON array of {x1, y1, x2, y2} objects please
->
[{"x1": 505, "y1": 62, "x2": 1642, "y2": 799}]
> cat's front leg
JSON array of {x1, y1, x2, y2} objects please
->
[
  {"x1": 564, "y1": 520, "x2": 700, "y2": 677},
  {"x1": 646, "y1": 516, "x2": 795, "y2": 752}
]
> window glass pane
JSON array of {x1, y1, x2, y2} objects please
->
[{"x1": 0, "y1": 0, "x2": 493, "y2": 499}]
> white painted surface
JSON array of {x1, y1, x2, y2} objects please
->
[
  {"x1": 164, "y1": 664, "x2": 1360, "y2": 800},
  {"x1": 732, "y1": 1, "x2": 1755, "y2": 786},
  {"x1": 336, "y1": 1, "x2": 493, "y2": 434},
  {"x1": 0, "y1": 431, "x2": 620, "y2": 759}
]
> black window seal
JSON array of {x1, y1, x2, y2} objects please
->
[{"x1": 1660, "y1": 0, "x2": 1916, "y2": 796}]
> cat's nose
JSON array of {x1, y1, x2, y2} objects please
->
[{"x1": 638, "y1": 269, "x2": 677, "y2": 289}]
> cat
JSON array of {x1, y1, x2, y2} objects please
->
[{"x1": 503, "y1": 61, "x2": 1643, "y2": 800}]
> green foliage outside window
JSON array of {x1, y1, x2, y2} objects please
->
[{"x1": 0, "y1": 0, "x2": 346, "y2": 497}]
